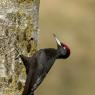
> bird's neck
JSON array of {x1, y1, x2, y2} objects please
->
[
  {"x1": 43, "y1": 48, "x2": 62, "y2": 59},
  {"x1": 43, "y1": 48, "x2": 57, "y2": 58}
]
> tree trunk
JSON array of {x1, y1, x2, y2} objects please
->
[{"x1": 0, "y1": 0, "x2": 40, "y2": 95}]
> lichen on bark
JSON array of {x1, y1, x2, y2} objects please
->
[{"x1": 0, "y1": 0, "x2": 40, "y2": 95}]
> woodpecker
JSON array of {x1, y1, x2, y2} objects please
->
[{"x1": 18, "y1": 34, "x2": 70, "y2": 95}]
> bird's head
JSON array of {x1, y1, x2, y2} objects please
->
[{"x1": 53, "y1": 34, "x2": 70, "y2": 59}]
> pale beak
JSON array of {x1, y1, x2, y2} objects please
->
[{"x1": 53, "y1": 33, "x2": 61, "y2": 46}]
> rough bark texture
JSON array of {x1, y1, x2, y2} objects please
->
[{"x1": 0, "y1": 0, "x2": 40, "y2": 95}]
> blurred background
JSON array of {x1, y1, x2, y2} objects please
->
[{"x1": 36, "y1": 0, "x2": 95, "y2": 95}]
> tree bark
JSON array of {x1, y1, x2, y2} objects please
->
[{"x1": 0, "y1": 0, "x2": 40, "y2": 95}]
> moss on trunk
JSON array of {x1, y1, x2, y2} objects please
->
[{"x1": 0, "y1": 0, "x2": 40, "y2": 95}]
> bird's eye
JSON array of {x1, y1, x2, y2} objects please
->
[{"x1": 63, "y1": 46, "x2": 66, "y2": 50}]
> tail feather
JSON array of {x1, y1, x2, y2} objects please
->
[{"x1": 22, "y1": 69, "x2": 35, "y2": 95}]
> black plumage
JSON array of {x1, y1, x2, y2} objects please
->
[{"x1": 19, "y1": 34, "x2": 70, "y2": 95}]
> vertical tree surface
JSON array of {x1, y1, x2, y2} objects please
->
[{"x1": 0, "y1": 0, "x2": 40, "y2": 95}]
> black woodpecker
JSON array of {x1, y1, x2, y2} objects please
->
[{"x1": 18, "y1": 34, "x2": 70, "y2": 95}]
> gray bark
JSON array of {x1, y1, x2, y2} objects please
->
[{"x1": 0, "y1": 0, "x2": 40, "y2": 95}]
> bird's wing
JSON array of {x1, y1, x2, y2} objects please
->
[
  {"x1": 30, "y1": 52, "x2": 48, "y2": 91},
  {"x1": 22, "y1": 51, "x2": 52, "y2": 95},
  {"x1": 30, "y1": 64, "x2": 46, "y2": 92}
]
